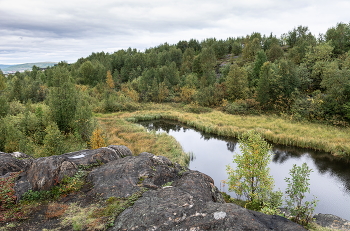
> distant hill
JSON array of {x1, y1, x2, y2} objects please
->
[
  {"x1": 1, "y1": 62, "x2": 58, "y2": 74},
  {"x1": 0, "y1": 64, "x2": 12, "y2": 70}
]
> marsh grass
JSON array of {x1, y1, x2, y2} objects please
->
[
  {"x1": 97, "y1": 111, "x2": 190, "y2": 166},
  {"x1": 96, "y1": 103, "x2": 350, "y2": 160}
]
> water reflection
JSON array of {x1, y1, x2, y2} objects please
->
[{"x1": 138, "y1": 119, "x2": 350, "y2": 220}]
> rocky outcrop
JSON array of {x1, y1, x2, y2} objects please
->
[
  {"x1": 0, "y1": 152, "x2": 33, "y2": 176},
  {"x1": 114, "y1": 189, "x2": 301, "y2": 231},
  {"x1": 3, "y1": 146, "x2": 309, "y2": 230},
  {"x1": 14, "y1": 145, "x2": 132, "y2": 200},
  {"x1": 87, "y1": 152, "x2": 185, "y2": 198},
  {"x1": 314, "y1": 213, "x2": 350, "y2": 231}
]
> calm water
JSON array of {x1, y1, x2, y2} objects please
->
[{"x1": 138, "y1": 120, "x2": 350, "y2": 220}]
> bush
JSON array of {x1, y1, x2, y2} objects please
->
[
  {"x1": 183, "y1": 103, "x2": 213, "y2": 114},
  {"x1": 226, "y1": 131, "x2": 273, "y2": 202},
  {"x1": 224, "y1": 99, "x2": 260, "y2": 115},
  {"x1": 0, "y1": 172, "x2": 21, "y2": 210},
  {"x1": 285, "y1": 163, "x2": 318, "y2": 226},
  {"x1": 103, "y1": 92, "x2": 140, "y2": 112}
]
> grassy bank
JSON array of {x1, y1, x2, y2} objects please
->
[
  {"x1": 96, "y1": 103, "x2": 350, "y2": 164},
  {"x1": 96, "y1": 110, "x2": 190, "y2": 166}
]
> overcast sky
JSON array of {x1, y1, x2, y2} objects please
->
[{"x1": 1, "y1": 0, "x2": 349, "y2": 64}]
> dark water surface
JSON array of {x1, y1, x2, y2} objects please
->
[{"x1": 138, "y1": 120, "x2": 350, "y2": 220}]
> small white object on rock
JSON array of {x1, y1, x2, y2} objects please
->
[{"x1": 214, "y1": 211, "x2": 226, "y2": 220}]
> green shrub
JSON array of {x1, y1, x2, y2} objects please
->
[
  {"x1": 285, "y1": 163, "x2": 318, "y2": 226},
  {"x1": 226, "y1": 130, "x2": 273, "y2": 202}
]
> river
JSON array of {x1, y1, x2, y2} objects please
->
[{"x1": 138, "y1": 119, "x2": 350, "y2": 220}]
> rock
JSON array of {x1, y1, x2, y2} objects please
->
[
  {"x1": 86, "y1": 152, "x2": 185, "y2": 199},
  {"x1": 314, "y1": 213, "x2": 350, "y2": 231},
  {"x1": 14, "y1": 155, "x2": 78, "y2": 200},
  {"x1": 5, "y1": 146, "x2": 309, "y2": 230},
  {"x1": 0, "y1": 152, "x2": 33, "y2": 176},
  {"x1": 14, "y1": 145, "x2": 133, "y2": 200},
  {"x1": 62, "y1": 145, "x2": 132, "y2": 166},
  {"x1": 173, "y1": 171, "x2": 224, "y2": 203},
  {"x1": 112, "y1": 187, "x2": 305, "y2": 231},
  {"x1": 86, "y1": 152, "x2": 305, "y2": 230}
]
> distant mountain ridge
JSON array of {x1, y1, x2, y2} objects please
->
[{"x1": 0, "y1": 62, "x2": 58, "y2": 74}]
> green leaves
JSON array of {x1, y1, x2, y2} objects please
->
[
  {"x1": 285, "y1": 163, "x2": 318, "y2": 226},
  {"x1": 226, "y1": 130, "x2": 273, "y2": 202}
]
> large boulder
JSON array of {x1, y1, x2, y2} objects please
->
[
  {"x1": 87, "y1": 152, "x2": 186, "y2": 198},
  {"x1": 62, "y1": 145, "x2": 132, "y2": 166},
  {"x1": 14, "y1": 145, "x2": 132, "y2": 200},
  {"x1": 0, "y1": 152, "x2": 33, "y2": 176},
  {"x1": 4, "y1": 146, "x2": 309, "y2": 230},
  {"x1": 86, "y1": 152, "x2": 306, "y2": 230},
  {"x1": 14, "y1": 155, "x2": 78, "y2": 200},
  {"x1": 112, "y1": 180, "x2": 305, "y2": 231}
]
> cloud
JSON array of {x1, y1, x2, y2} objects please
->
[{"x1": 0, "y1": 0, "x2": 349, "y2": 64}]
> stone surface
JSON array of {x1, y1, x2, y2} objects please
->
[
  {"x1": 1, "y1": 146, "x2": 319, "y2": 230},
  {"x1": 0, "y1": 152, "x2": 33, "y2": 176},
  {"x1": 113, "y1": 187, "x2": 305, "y2": 231},
  {"x1": 62, "y1": 145, "x2": 132, "y2": 166},
  {"x1": 13, "y1": 145, "x2": 132, "y2": 200},
  {"x1": 314, "y1": 213, "x2": 350, "y2": 231},
  {"x1": 86, "y1": 152, "x2": 186, "y2": 198}
]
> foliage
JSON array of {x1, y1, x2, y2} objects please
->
[
  {"x1": 224, "y1": 99, "x2": 260, "y2": 115},
  {"x1": 256, "y1": 61, "x2": 278, "y2": 109},
  {"x1": 21, "y1": 170, "x2": 87, "y2": 202},
  {"x1": 61, "y1": 188, "x2": 147, "y2": 230},
  {"x1": 0, "y1": 172, "x2": 21, "y2": 210},
  {"x1": 106, "y1": 70, "x2": 115, "y2": 89},
  {"x1": 226, "y1": 130, "x2": 273, "y2": 202},
  {"x1": 89, "y1": 127, "x2": 106, "y2": 149},
  {"x1": 225, "y1": 63, "x2": 249, "y2": 100},
  {"x1": 2, "y1": 21, "x2": 350, "y2": 159},
  {"x1": 183, "y1": 102, "x2": 213, "y2": 114},
  {"x1": 285, "y1": 163, "x2": 318, "y2": 226},
  {"x1": 47, "y1": 66, "x2": 78, "y2": 133},
  {"x1": 42, "y1": 123, "x2": 66, "y2": 156}
]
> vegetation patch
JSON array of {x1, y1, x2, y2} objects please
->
[
  {"x1": 61, "y1": 188, "x2": 147, "y2": 230},
  {"x1": 97, "y1": 106, "x2": 350, "y2": 159}
]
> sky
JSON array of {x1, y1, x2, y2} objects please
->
[{"x1": 1, "y1": 0, "x2": 349, "y2": 65}]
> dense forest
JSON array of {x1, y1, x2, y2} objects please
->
[{"x1": 1, "y1": 23, "x2": 350, "y2": 157}]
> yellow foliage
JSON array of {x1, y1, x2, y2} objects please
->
[
  {"x1": 106, "y1": 70, "x2": 115, "y2": 89},
  {"x1": 90, "y1": 128, "x2": 106, "y2": 149},
  {"x1": 120, "y1": 84, "x2": 139, "y2": 102},
  {"x1": 179, "y1": 86, "x2": 196, "y2": 103}
]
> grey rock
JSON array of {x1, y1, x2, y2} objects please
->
[
  {"x1": 62, "y1": 145, "x2": 132, "y2": 166},
  {"x1": 314, "y1": 213, "x2": 350, "y2": 231},
  {"x1": 0, "y1": 152, "x2": 33, "y2": 176},
  {"x1": 112, "y1": 186, "x2": 306, "y2": 231},
  {"x1": 4, "y1": 146, "x2": 311, "y2": 230},
  {"x1": 87, "y1": 152, "x2": 183, "y2": 199}
]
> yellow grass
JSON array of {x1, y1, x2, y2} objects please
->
[{"x1": 96, "y1": 103, "x2": 350, "y2": 165}]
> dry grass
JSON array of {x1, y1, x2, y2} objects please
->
[
  {"x1": 96, "y1": 103, "x2": 350, "y2": 159},
  {"x1": 45, "y1": 202, "x2": 69, "y2": 219},
  {"x1": 97, "y1": 110, "x2": 190, "y2": 166}
]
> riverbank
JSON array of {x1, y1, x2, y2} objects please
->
[{"x1": 96, "y1": 103, "x2": 350, "y2": 160}]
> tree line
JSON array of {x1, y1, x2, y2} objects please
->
[{"x1": 1, "y1": 22, "x2": 350, "y2": 156}]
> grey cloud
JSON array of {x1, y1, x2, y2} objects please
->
[{"x1": 0, "y1": 0, "x2": 349, "y2": 64}]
